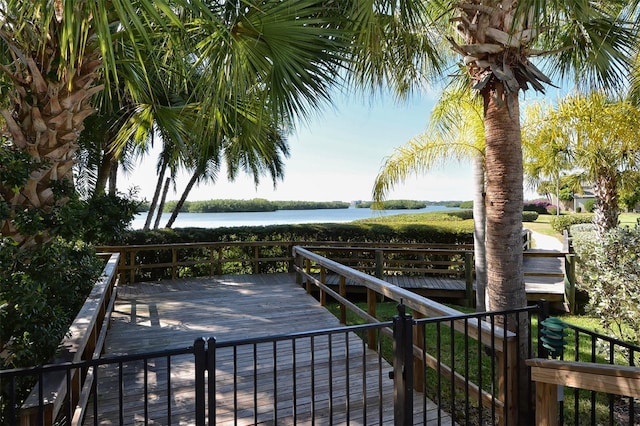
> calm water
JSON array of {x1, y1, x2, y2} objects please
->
[{"x1": 132, "y1": 206, "x2": 458, "y2": 229}]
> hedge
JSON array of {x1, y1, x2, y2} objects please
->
[
  {"x1": 118, "y1": 221, "x2": 475, "y2": 246},
  {"x1": 550, "y1": 214, "x2": 594, "y2": 232}
]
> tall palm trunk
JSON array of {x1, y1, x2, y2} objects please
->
[
  {"x1": 94, "y1": 148, "x2": 117, "y2": 196},
  {"x1": 593, "y1": 171, "x2": 619, "y2": 235},
  {"x1": 108, "y1": 161, "x2": 118, "y2": 195},
  {"x1": 472, "y1": 154, "x2": 487, "y2": 311},
  {"x1": 0, "y1": 44, "x2": 102, "y2": 247},
  {"x1": 165, "y1": 171, "x2": 199, "y2": 229},
  {"x1": 483, "y1": 88, "x2": 525, "y2": 314},
  {"x1": 153, "y1": 177, "x2": 171, "y2": 229},
  {"x1": 483, "y1": 85, "x2": 529, "y2": 422},
  {"x1": 144, "y1": 155, "x2": 167, "y2": 230}
]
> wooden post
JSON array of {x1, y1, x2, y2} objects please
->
[
  {"x1": 564, "y1": 254, "x2": 576, "y2": 314},
  {"x1": 464, "y1": 251, "x2": 474, "y2": 308},
  {"x1": 209, "y1": 245, "x2": 215, "y2": 276},
  {"x1": 497, "y1": 337, "x2": 518, "y2": 424},
  {"x1": 367, "y1": 288, "x2": 377, "y2": 349},
  {"x1": 412, "y1": 311, "x2": 425, "y2": 392},
  {"x1": 374, "y1": 249, "x2": 384, "y2": 279},
  {"x1": 253, "y1": 246, "x2": 260, "y2": 274},
  {"x1": 171, "y1": 248, "x2": 177, "y2": 280},
  {"x1": 295, "y1": 251, "x2": 302, "y2": 286},
  {"x1": 320, "y1": 266, "x2": 326, "y2": 306},
  {"x1": 339, "y1": 275, "x2": 347, "y2": 324},
  {"x1": 129, "y1": 250, "x2": 136, "y2": 284},
  {"x1": 535, "y1": 382, "x2": 559, "y2": 426},
  {"x1": 216, "y1": 248, "x2": 223, "y2": 275},
  {"x1": 305, "y1": 259, "x2": 312, "y2": 293}
]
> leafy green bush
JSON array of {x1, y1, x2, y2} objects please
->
[
  {"x1": 572, "y1": 227, "x2": 640, "y2": 344},
  {"x1": 522, "y1": 211, "x2": 539, "y2": 222},
  {"x1": 583, "y1": 198, "x2": 596, "y2": 213},
  {"x1": 569, "y1": 223, "x2": 595, "y2": 236},
  {"x1": 77, "y1": 193, "x2": 141, "y2": 244},
  {"x1": 0, "y1": 238, "x2": 102, "y2": 368},
  {"x1": 550, "y1": 214, "x2": 594, "y2": 232}
]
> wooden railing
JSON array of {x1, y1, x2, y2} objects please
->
[
  {"x1": 292, "y1": 245, "x2": 520, "y2": 423},
  {"x1": 526, "y1": 358, "x2": 640, "y2": 426},
  {"x1": 19, "y1": 253, "x2": 120, "y2": 426},
  {"x1": 96, "y1": 241, "x2": 473, "y2": 284}
]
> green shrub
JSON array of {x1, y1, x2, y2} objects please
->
[
  {"x1": 0, "y1": 238, "x2": 102, "y2": 368},
  {"x1": 77, "y1": 193, "x2": 141, "y2": 244},
  {"x1": 569, "y1": 223, "x2": 596, "y2": 236},
  {"x1": 572, "y1": 228, "x2": 640, "y2": 344},
  {"x1": 583, "y1": 198, "x2": 596, "y2": 213},
  {"x1": 522, "y1": 211, "x2": 539, "y2": 222},
  {"x1": 550, "y1": 214, "x2": 594, "y2": 232},
  {"x1": 118, "y1": 221, "x2": 474, "y2": 246}
]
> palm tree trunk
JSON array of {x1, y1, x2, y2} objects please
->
[
  {"x1": 472, "y1": 154, "x2": 487, "y2": 312},
  {"x1": 593, "y1": 171, "x2": 619, "y2": 236},
  {"x1": 0, "y1": 50, "x2": 103, "y2": 248},
  {"x1": 165, "y1": 171, "x2": 199, "y2": 229},
  {"x1": 144, "y1": 157, "x2": 166, "y2": 230},
  {"x1": 483, "y1": 85, "x2": 529, "y2": 423},
  {"x1": 153, "y1": 177, "x2": 171, "y2": 229},
  {"x1": 483, "y1": 88, "x2": 526, "y2": 315},
  {"x1": 94, "y1": 148, "x2": 116, "y2": 195},
  {"x1": 108, "y1": 161, "x2": 118, "y2": 195}
]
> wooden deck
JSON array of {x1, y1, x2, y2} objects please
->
[
  {"x1": 85, "y1": 274, "x2": 455, "y2": 425},
  {"x1": 320, "y1": 250, "x2": 566, "y2": 303}
]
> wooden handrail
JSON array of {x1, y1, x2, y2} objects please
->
[
  {"x1": 292, "y1": 245, "x2": 518, "y2": 421},
  {"x1": 20, "y1": 253, "x2": 120, "y2": 426},
  {"x1": 526, "y1": 358, "x2": 640, "y2": 426},
  {"x1": 97, "y1": 241, "x2": 475, "y2": 284}
]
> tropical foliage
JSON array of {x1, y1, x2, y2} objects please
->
[
  {"x1": 523, "y1": 92, "x2": 640, "y2": 235},
  {"x1": 573, "y1": 227, "x2": 640, "y2": 344},
  {"x1": 371, "y1": 87, "x2": 489, "y2": 309}
]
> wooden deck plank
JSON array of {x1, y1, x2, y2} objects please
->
[{"x1": 84, "y1": 274, "x2": 456, "y2": 425}]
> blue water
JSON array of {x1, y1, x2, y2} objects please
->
[{"x1": 132, "y1": 206, "x2": 458, "y2": 229}]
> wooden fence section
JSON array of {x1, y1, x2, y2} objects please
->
[
  {"x1": 98, "y1": 239, "x2": 575, "y2": 310},
  {"x1": 20, "y1": 253, "x2": 120, "y2": 426},
  {"x1": 292, "y1": 246, "x2": 521, "y2": 424},
  {"x1": 526, "y1": 358, "x2": 640, "y2": 426}
]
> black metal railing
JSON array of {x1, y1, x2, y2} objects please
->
[{"x1": 2, "y1": 304, "x2": 538, "y2": 425}]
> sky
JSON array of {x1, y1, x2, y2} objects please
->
[{"x1": 117, "y1": 88, "x2": 548, "y2": 204}]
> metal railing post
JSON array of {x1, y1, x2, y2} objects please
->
[
  {"x1": 393, "y1": 302, "x2": 414, "y2": 426},
  {"x1": 538, "y1": 300, "x2": 550, "y2": 359},
  {"x1": 194, "y1": 338, "x2": 206, "y2": 426},
  {"x1": 207, "y1": 337, "x2": 216, "y2": 425},
  {"x1": 564, "y1": 254, "x2": 576, "y2": 314}
]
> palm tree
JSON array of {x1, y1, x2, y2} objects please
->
[
  {"x1": 523, "y1": 91, "x2": 640, "y2": 235},
  {"x1": 0, "y1": 0, "x2": 347, "y2": 248},
  {"x1": 164, "y1": 121, "x2": 289, "y2": 228},
  {"x1": 352, "y1": 3, "x2": 634, "y2": 419},
  {"x1": 372, "y1": 87, "x2": 490, "y2": 310}
]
